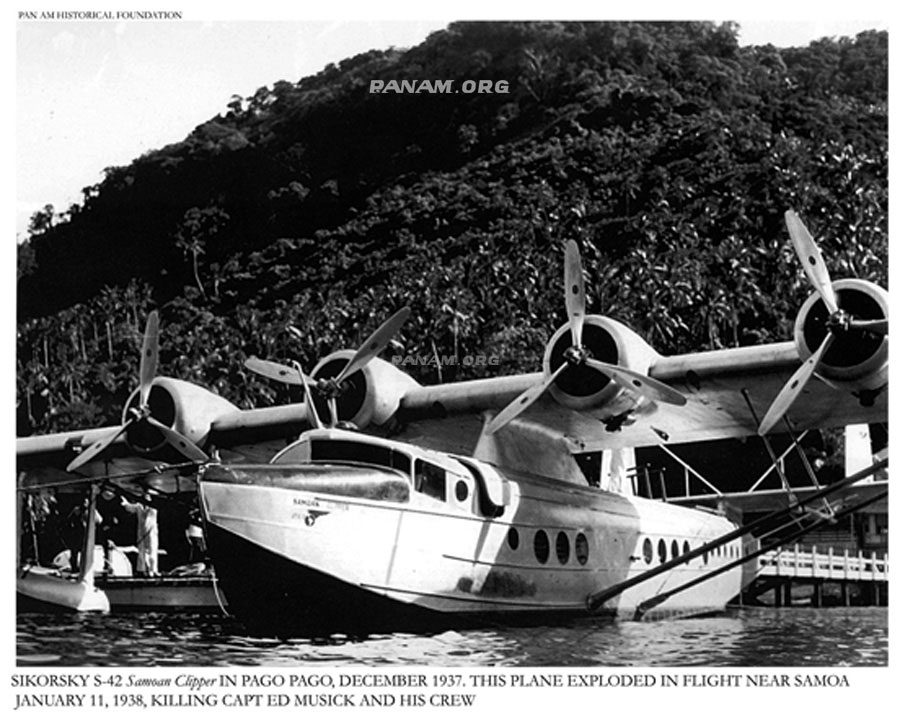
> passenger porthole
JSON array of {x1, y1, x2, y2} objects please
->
[
  {"x1": 575, "y1": 533, "x2": 589, "y2": 565},
  {"x1": 507, "y1": 527, "x2": 519, "y2": 551},
  {"x1": 556, "y1": 532, "x2": 570, "y2": 565},
  {"x1": 658, "y1": 539, "x2": 668, "y2": 564},
  {"x1": 642, "y1": 538, "x2": 653, "y2": 564},
  {"x1": 534, "y1": 530, "x2": 550, "y2": 564}
]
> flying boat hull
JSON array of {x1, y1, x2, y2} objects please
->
[{"x1": 198, "y1": 431, "x2": 752, "y2": 637}]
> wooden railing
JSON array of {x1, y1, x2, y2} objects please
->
[{"x1": 759, "y1": 545, "x2": 889, "y2": 582}]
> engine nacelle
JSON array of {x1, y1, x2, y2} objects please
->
[
  {"x1": 543, "y1": 315, "x2": 662, "y2": 418},
  {"x1": 311, "y1": 352, "x2": 422, "y2": 429},
  {"x1": 793, "y1": 278, "x2": 889, "y2": 397},
  {"x1": 121, "y1": 377, "x2": 241, "y2": 454}
]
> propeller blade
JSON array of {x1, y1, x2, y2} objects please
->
[
  {"x1": 145, "y1": 416, "x2": 209, "y2": 463},
  {"x1": 139, "y1": 311, "x2": 160, "y2": 409},
  {"x1": 583, "y1": 359, "x2": 687, "y2": 406},
  {"x1": 758, "y1": 332, "x2": 835, "y2": 436},
  {"x1": 564, "y1": 240, "x2": 586, "y2": 349},
  {"x1": 245, "y1": 357, "x2": 311, "y2": 386},
  {"x1": 785, "y1": 210, "x2": 839, "y2": 315},
  {"x1": 847, "y1": 318, "x2": 888, "y2": 335},
  {"x1": 334, "y1": 307, "x2": 411, "y2": 385},
  {"x1": 294, "y1": 361, "x2": 324, "y2": 430},
  {"x1": 67, "y1": 423, "x2": 130, "y2": 473},
  {"x1": 485, "y1": 363, "x2": 569, "y2": 435}
]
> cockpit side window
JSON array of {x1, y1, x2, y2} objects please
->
[{"x1": 414, "y1": 459, "x2": 446, "y2": 501}]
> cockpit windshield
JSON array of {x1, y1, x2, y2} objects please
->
[{"x1": 309, "y1": 439, "x2": 411, "y2": 475}]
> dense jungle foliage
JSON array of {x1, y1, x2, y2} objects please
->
[{"x1": 17, "y1": 21, "x2": 887, "y2": 436}]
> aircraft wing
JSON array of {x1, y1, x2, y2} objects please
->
[
  {"x1": 16, "y1": 426, "x2": 128, "y2": 470},
  {"x1": 645, "y1": 341, "x2": 886, "y2": 445},
  {"x1": 16, "y1": 340, "x2": 885, "y2": 469},
  {"x1": 16, "y1": 402, "x2": 310, "y2": 472},
  {"x1": 395, "y1": 341, "x2": 886, "y2": 453}
]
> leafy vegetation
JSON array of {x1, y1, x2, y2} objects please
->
[{"x1": 17, "y1": 22, "x2": 887, "y2": 436}]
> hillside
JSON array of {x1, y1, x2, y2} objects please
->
[{"x1": 16, "y1": 21, "x2": 888, "y2": 436}]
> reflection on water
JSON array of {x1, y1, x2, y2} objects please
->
[{"x1": 16, "y1": 607, "x2": 887, "y2": 667}]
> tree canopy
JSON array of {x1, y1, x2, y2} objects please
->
[{"x1": 17, "y1": 21, "x2": 887, "y2": 436}]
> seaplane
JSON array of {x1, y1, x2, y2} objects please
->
[{"x1": 17, "y1": 211, "x2": 887, "y2": 635}]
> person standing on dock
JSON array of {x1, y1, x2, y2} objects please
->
[
  {"x1": 185, "y1": 506, "x2": 207, "y2": 565},
  {"x1": 59, "y1": 495, "x2": 102, "y2": 574},
  {"x1": 121, "y1": 492, "x2": 159, "y2": 576}
]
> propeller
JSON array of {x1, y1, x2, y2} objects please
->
[
  {"x1": 244, "y1": 349, "x2": 328, "y2": 422},
  {"x1": 484, "y1": 364, "x2": 568, "y2": 435},
  {"x1": 785, "y1": 210, "x2": 839, "y2": 315},
  {"x1": 139, "y1": 311, "x2": 159, "y2": 408},
  {"x1": 315, "y1": 307, "x2": 410, "y2": 400},
  {"x1": 757, "y1": 210, "x2": 887, "y2": 435},
  {"x1": 244, "y1": 356, "x2": 314, "y2": 386},
  {"x1": 564, "y1": 240, "x2": 585, "y2": 348},
  {"x1": 244, "y1": 307, "x2": 411, "y2": 428},
  {"x1": 67, "y1": 311, "x2": 208, "y2": 473},
  {"x1": 583, "y1": 358, "x2": 689, "y2": 406},
  {"x1": 485, "y1": 241, "x2": 686, "y2": 435},
  {"x1": 758, "y1": 332, "x2": 834, "y2": 436}
]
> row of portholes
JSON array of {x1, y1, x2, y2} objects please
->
[
  {"x1": 507, "y1": 527, "x2": 589, "y2": 566},
  {"x1": 641, "y1": 537, "x2": 741, "y2": 566}
]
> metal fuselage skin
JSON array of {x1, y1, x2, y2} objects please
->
[{"x1": 198, "y1": 429, "x2": 749, "y2": 636}]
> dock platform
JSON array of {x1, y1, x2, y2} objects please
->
[{"x1": 741, "y1": 545, "x2": 888, "y2": 607}]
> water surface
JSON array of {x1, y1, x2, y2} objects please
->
[{"x1": 16, "y1": 607, "x2": 887, "y2": 667}]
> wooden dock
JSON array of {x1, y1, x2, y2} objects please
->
[{"x1": 741, "y1": 545, "x2": 888, "y2": 607}]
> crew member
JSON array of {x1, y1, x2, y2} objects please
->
[
  {"x1": 121, "y1": 492, "x2": 159, "y2": 576},
  {"x1": 185, "y1": 506, "x2": 206, "y2": 564}
]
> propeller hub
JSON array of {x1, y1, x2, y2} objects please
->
[
  {"x1": 826, "y1": 308, "x2": 852, "y2": 334},
  {"x1": 563, "y1": 345, "x2": 589, "y2": 366},
  {"x1": 797, "y1": 279, "x2": 888, "y2": 371},
  {"x1": 548, "y1": 320, "x2": 620, "y2": 399},
  {"x1": 316, "y1": 377, "x2": 345, "y2": 399}
]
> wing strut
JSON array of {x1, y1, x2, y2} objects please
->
[
  {"x1": 742, "y1": 389, "x2": 837, "y2": 516},
  {"x1": 585, "y1": 457, "x2": 887, "y2": 614},
  {"x1": 741, "y1": 389, "x2": 799, "y2": 505}
]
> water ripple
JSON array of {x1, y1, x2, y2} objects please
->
[{"x1": 15, "y1": 607, "x2": 887, "y2": 667}]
